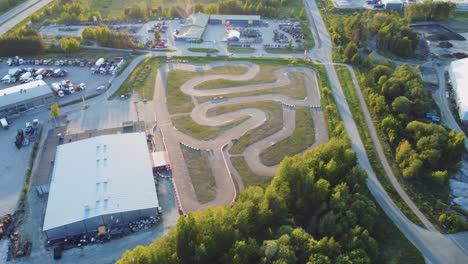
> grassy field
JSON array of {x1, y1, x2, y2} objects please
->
[
  {"x1": 196, "y1": 65, "x2": 283, "y2": 89},
  {"x1": 113, "y1": 57, "x2": 162, "y2": 99},
  {"x1": 166, "y1": 66, "x2": 250, "y2": 114},
  {"x1": 188, "y1": 48, "x2": 219, "y2": 53},
  {"x1": 260, "y1": 107, "x2": 315, "y2": 166},
  {"x1": 208, "y1": 102, "x2": 283, "y2": 154},
  {"x1": 231, "y1": 156, "x2": 272, "y2": 187},
  {"x1": 172, "y1": 115, "x2": 249, "y2": 140},
  {"x1": 196, "y1": 72, "x2": 307, "y2": 103},
  {"x1": 335, "y1": 65, "x2": 423, "y2": 226},
  {"x1": 181, "y1": 146, "x2": 216, "y2": 203},
  {"x1": 227, "y1": 47, "x2": 256, "y2": 53}
]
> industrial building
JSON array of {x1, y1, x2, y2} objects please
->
[
  {"x1": 175, "y1": 12, "x2": 210, "y2": 42},
  {"x1": 383, "y1": 0, "x2": 404, "y2": 10},
  {"x1": 209, "y1": 14, "x2": 261, "y2": 26},
  {"x1": 175, "y1": 13, "x2": 262, "y2": 42},
  {"x1": 449, "y1": 58, "x2": 468, "y2": 125},
  {"x1": 0, "y1": 80, "x2": 54, "y2": 117},
  {"x1": 43, "y1": 132, "x2": 160, "y2": 240}
]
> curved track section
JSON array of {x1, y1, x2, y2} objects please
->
[{"x1": 153, "y1": 61, "x2": 328, "y2": 212}]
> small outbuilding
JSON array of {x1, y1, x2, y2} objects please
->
[{"x1": 383, "y1": 0, "x2": 404, "y2": 10}]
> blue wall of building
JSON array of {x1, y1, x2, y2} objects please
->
[{"x1": 209, "y1": 19, "x2": 260, "y2": 26}]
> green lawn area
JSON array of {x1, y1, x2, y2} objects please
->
[
  {"x1": 196, "y1": 72, "x2": 307, "y2": 103},
  {"x1": 231, "y1": 156, "x2": 272, "y2": 187},
  {"x1": 208, "y1": 102, "x2": 284, "y2": 155},
  {"x1": 166, "y1": 66, "x2": 251, "y2": 114},
  {"x1": 227, "y1": 47, "x2": 256, "y2": 53},
  {"x1": 260, "y1": 107, "x2": 315, "y2": 166},
  {"x1": 452, "y1": 11, "x2": 468, "y2": 22},
  {"x1": 188, "y1": 48, "x2": 219, "y2": 53},
  {"x1": 172, "y1": 114, "x2": 249, "y2": 140},
  {"x1": 196, "y1": 65, "x2": 283, "y2": 90},
  {"x1": 181, "y1": 146, "x2": 216, "y2": 203},
  {"x1": 265, "y1": 48, "x2": 305, "y2": 54},
  {"x1": 113, "y1": 57, "x2": 162, "y2": 99},
  {"x1": 335, "y1": 65, "x2": 423, "y2": 226}
]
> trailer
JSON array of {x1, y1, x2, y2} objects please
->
[
  {"x1": 19, "y1": 72, "x2": 31, "y2": 82},
  {"x1": 95, "y1": 58, "x2": 105, "y2": 68}
]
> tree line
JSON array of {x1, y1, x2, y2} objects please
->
[{"x1": 118, "y1": 139, "x2": 402, "y2": 263}]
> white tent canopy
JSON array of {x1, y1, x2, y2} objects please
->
[{"x1": 449, "y1": 58, "x2": 468, "y2": 122}]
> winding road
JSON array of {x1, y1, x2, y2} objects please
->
[
  {"x1": 153, "y1": 61, "x2": 328, "y2": 212},
  {"x1": 303, "y1": 0, "x2": 468, "y2": 262}
]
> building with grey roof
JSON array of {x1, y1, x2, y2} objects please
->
[
  {"x1": 43, "y1": 132, "x2": 160, "y2": 240},
  {"x1": 175, "y1": 12, "x2": 210, "y2": 42},
  {"x1": 0, "y1": 80, "x2": 54, "y2": 117}
]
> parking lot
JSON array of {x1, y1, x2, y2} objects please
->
[{"x1": 0, "y1": 58, "x2": 121, "y2": 105}]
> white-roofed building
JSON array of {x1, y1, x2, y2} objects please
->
[
  {"x1": 0, "y1": 80, "x2": 54, "y2": 117},
  {"x1": 383, "y1": 0, "x2": 404, "y2": 10},
  {"x1": 449, "y1": 58, "x2": 468, "y2": 124},
  {"x1": 43, "y1": 132, "x2": 160, "y2": 240}
]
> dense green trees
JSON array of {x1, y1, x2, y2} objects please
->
[
  {"x1": 329, "y1": 12, "x2": 419, "y2": 59},
  {"x1": 59, "y1": 37, "x2": 80, "y2": 54},
  {"x1": 0, "y1": 29, "x2": 45, "y2": 56},
  {"x1": 118, "y1": 139, "x2": 384, "y2": 263},
  {"x1": 81, "y1": 26, "x2": 135, "y2": 49},
  {"x1": 0, "y1": 0, "x2": 24, "y2": 13},
  {"x1": 362, "y1": 63, "x2": 464, "y2": 188},
  {"x1": 405, "y1": 1, "x2": 457, "y2": 22}
]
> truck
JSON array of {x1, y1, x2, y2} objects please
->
[
  {"x1": 1, "y1": 74, "x2": 11, "y2": 84},
  {"x1": 0, "y1": 118, "x2": 8, "y2": 129},
  {"x1": 95, "y1": 58, "x2": 105, "y2": 68},
  {"x1": 51, "y1": 83, "x2": 65, "y2": 97},
  {"x1": 19, "y1": 72, "x2": 31, "y2": 82}
]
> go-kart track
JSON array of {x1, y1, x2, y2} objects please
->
[{"x1": 153, "y1": 61, "x2": 328, "y2": 212}]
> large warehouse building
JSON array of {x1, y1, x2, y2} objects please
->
[
  {"x1": 43, "y1": 132, "x2": 160, "y2": 240},
  {"x1": 209, "y1": 14, "x2": 261, "y2": 26},
  {"x1": 0, "y1": 80, "x2": 54, "y2": 117},
  {"x1": 175, "y1": 13, "x2": 262, "y2": 42},
  {"x1": 449, "y1": 58, "x2": 468, "y2": 125}
]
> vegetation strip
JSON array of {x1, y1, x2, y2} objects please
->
[
  {"x1": 180, "y1": 146, "x2": 216, "y2": 204},
  {"x1": 172, "y1": 115, "x2": 249, "y2": 141}
]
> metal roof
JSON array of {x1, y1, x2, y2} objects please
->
[
  {"x1": 209, "y1": 14, "x2": 261, "y2": 21},
  {"x1": 0, "y1": 80, "x2": 52, "y2": 109},
  {"x1": 43, "y1": 132, "x2": 159, "y2": 231},
  {"x1": 450, "y1": 58, "x2": 468, "y2": 121},
  {"x1": 176, "y1": 12, "x2": 209, "y2": 40}
]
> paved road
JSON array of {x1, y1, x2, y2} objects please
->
[
  {"x1": 303, "y1": 0, "x2": 468, "y2": 262},
  {"x1": 0, "y1": 0, "x2": 53, "y2": 35},
  {"x1": 153, "y1": 61, "x2": 328, "y2": 212}
]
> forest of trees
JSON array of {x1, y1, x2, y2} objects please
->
[
  {"x1": 329, "y1": 12, "x2": 419, "y2": 59},
  {"x1": 118, "y1": 139, "x2": 406, "y2": 263},
  {"x1": 82, "y1": 26, "x2": 135, "y2": 49},
  {"x1": 0, "y1": 28, "x2": 45, "y2": 56},
  {"x1": 405, "y1": 1, "x2": 457, "y2": 22},
  {"x1": 363, "y1": 64, "x2": 465, "y2": 185}
]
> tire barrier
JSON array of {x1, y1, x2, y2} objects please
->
[{"x1": 180, "y1": 142, "x2": 200, "y2": 152}]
